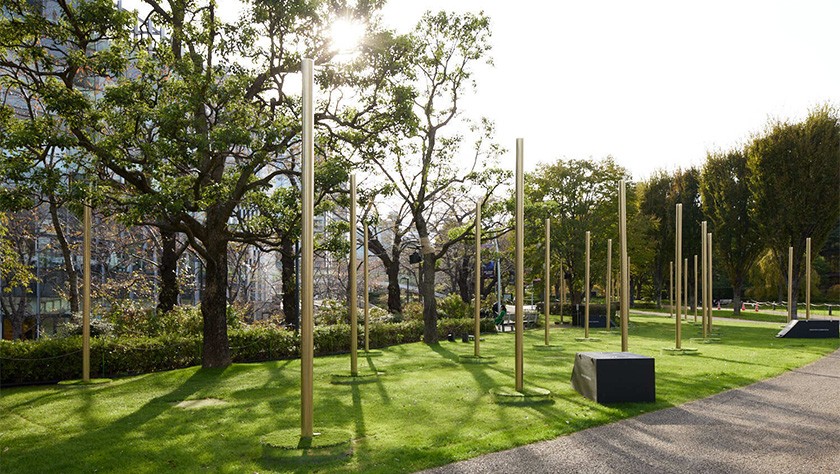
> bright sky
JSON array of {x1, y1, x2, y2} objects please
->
[{"x1": 379, "y1": 0, "x2": 840, "y2": 179}]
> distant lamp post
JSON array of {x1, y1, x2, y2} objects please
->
[{"x1": 401, "y1": 277, "x2": 409, "y2": 304}]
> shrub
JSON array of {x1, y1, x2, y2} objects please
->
[
  {"x1": 437, "y1": 294, "x2": 470, "y2": 319},
  {"x1": 401, "y1": 301, "x2": 424, "y2": 321},
  {"x1": 0, "y1": 318, "x2": 497, "y2": 385},
  {"x1": 316, "y1": 299, "x2": 350, "y2": 325}
]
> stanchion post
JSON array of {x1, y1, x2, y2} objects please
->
[
  {"x1": 515, "y1": 138, "x2": 524, "y2": 391},
  {"x1": 83, "y1": 202, "x2": 91, "y2": 382},
  {"x1": 584, "y1": 230, "x2": 590, "y2": 339},
  {"x1": 806, "y1": 237, "x2": 811, "y2": 320},
  {"x1": 300, "y1": 58, "x2": 315, "y2": 439},
  {"x1": 675, "y1": 204, "x2": 682, "y2": 349},
  {"x1": 474, "y1": 201, "x2": 481, "y2": 356},
  {"x1": 544, "y1": 218, "x2": 550, "y2": 345},
  {"x1": 606, "y1": 239, "x2": 612, "y2": 331},
  {"x1": 788, "y1": 246, "x2": 793, "y2": 321},
  {"x1": 349, "y1": 176, "x2": 358, "y2": 375},
  {"x1": 619, "y1": 180, "x2": 629, "y2": 352}
]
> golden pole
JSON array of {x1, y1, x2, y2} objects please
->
[
  {"x1": 701, "y1": 221, "x2": 707, "y2": 339},
  {"x1": 364, "y1": 226, "x2": 370, "y2": 351},
  {"x1": 560, "y1": 262, "x2": 565, "y2": 324},
  {"x1": 83, "y1": 202, "x2": 91, "y2": 382},
  {"x1": 584, "y1": 230, "x2": 591, "y2": 339},
  {"x1": 474, "y1": 201, "x2": 481, "y2": 356},
  {"x1": 806, "y1": 237, "x2": 811, "y2": 320},
  {"x1": 675, "y1": 203, "x2": 682, "y2": 349},
  {"x1": 544, "y1": 218, "x2": 550, "y2": 345},
  {"x1": 606, "y1": 239, "x2": 612, "y2": 331},
  {"x1": 300, "y1": 58, "x2": 314, "y2": 439},
  {"x1": 619, "y1": 180, "x2": 629, "y2": 352},
  {"x1": 684, "y1": 258, "x2": 688, "y2": 320},
  {"x1": 669, "y1": 261, "x2": 674, "y2": 319},
  {"x1": 707, "y1": 232, "x2": 713, "y2": 334},
  {"x1": 693, "y1": 254, "x2": 698, "y2": 323},
  {"x1": 788, "y1": 246, "x2": 793, "y2": 321},
  {"x1": 515, "y1": 138, "x2": 524, "y2": 392},
  {"x1": 349, "y1": 175, "x2": 358, "y2": 376}
]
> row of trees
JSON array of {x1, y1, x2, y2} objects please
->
[
  {"x1": 497, "y1": 107, "x2": 837, "y2": 318},
  {"x1": 1, "y1": 1, "x2": 836, "y2": 369},
  {"x1": 1, "y1": 1, "x2": 505, "y2": 364}
]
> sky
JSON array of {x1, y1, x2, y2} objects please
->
[{"x1": 379, "y1": 0, "x2": 840, "y2": 179}]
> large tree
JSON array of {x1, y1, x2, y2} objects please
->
[
  {"x1": 747, "y1": 105, "x2": 840, "y2": 317},
  {"x1": 355, "y1": 11, "x2": 506, "y2": 343},
  {"x1": 525, "y1": 157, "x2": 629, "y2": 305},
  {"x1": 700, "y1": 148, "x2": 763, "y2": 315},
  {"x1": 0, "y1": 0, "x2": 383, "y2": 366}
]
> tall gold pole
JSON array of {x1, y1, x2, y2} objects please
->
[
  {"x1": 544, "y1": 218, "x2": 550, "y2": 345},
  {"x1": 560, "y1": 262, "x2": 565, "y2": 324},
  {"x1": 701, "y1": 221, "x2": 707, "y2": 339},
  {"x1": 788, "y1": 246, "x2": 793, "y2": 321},
  {"x1": 364, "y1": 226, "x2": 370, "y2": 351},
  {"x1": 474, "y1": 201, "x2": 481, "y2": 356},
  {"x1": 675, "y1": 204, "x2": 682, "y2": 349},
  {"x1": 349, "y1": 175, "x2": 358, "y2": 376},
  {"x1": 669, "y1": 261, "x2": 674, "y2": 319},
  {"x1": 707, "y1": 232, "x2": 713, "y2": 334},
  {"x1": 806, "y1": 237, "x2": 811, "y2": 320},
  {"x1": 515, "y1": 138, "x2": 524, "y2": 392},
  {"x1": 300, "y1": 58, "x2": 315, "y2": 439},
  {"x1": 584, "y1": 230, "x2": 591, "y2": 339},
  {"x1": 606, "y1": 239, "x2": 612, "y2": 331},
  {"x1": 684, "y1": 258, "x2": 688, "y2": 320},
  {"x1": 693, "y1": 254, "x2": 698, "y2": 323},
  {"x1": 619, "y1": 180, "x2": 629, "y2": 352},
  {"x1": 82, "y1": 203, "x2": 91, "y2": 382}
]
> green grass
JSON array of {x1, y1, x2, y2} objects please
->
[
  {"x1": 1, "y1": 315, "x2": 837, "y2": 473},
  {"x1": 634, "y1": 306, "x2": 790, "y2": 323}
]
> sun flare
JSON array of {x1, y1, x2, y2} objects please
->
[{"x1": 329, "y1": 18, "x2": 365, "y2": 55}]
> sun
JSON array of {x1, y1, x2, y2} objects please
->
[{"x1": 328, "y1": 18, "x2": 365, "y2": 56}]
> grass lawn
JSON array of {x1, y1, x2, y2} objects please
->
[
  {"x1": 1, "y1": 314, "x2": 837, "y2": 473},
  {"x1": 634, "y1": 306, "x2": 791, "y2": 324}
]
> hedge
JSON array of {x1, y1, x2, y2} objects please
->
[{"x1": 0, "y1": 318, "x2": 497, "y2": 385}]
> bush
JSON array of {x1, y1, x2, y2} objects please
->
[
  {"x1": 437, "y1": 294, "x2": 470, "y2": 319},
  {"x1": 401, "y1": 301, "x2": 424, "y2": 321},
  {"x1": 0, "y1": 318, "x2": 498, "y2": 385},
  {"x1": 316, "y1": 299, "x2": 349, "y2": 325}
]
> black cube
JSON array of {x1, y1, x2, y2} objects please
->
[
  {"x1": 776, "y1": 320, "x2": 839, "y2": 338},
  {"x1": 571, "y1": 352, "x2": 655, "y2": 403}
]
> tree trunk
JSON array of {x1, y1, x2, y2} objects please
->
[
  {"x1": 157, "y1": 229, "x2": 179, "y2": 314},
  {"x1": 731, "y1": 279, "x2": 743, "y2": 316},
  {"x1": 421, "y1": 252, "x2": 438, "y2": 344},
  {"x1": 457, "y1": 254, "x2": 470, "y2": 303},
  {"x1": 280, "y1": 238, "x2": 299, "y2": 329},
  {"x1": 48, "y1": 198, "x2": 79, "y2": 313},
  {"x1": 200, "y1": 239, "x2": 231, "y2": 368},
  {"x1": 386, "y1": 259, "x2": 401, "y2": 314}
]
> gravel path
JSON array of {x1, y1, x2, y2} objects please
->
[{"x1": 421, "y1": 348, "x2": 840, "y2": 474}]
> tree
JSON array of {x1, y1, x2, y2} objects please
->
[
  {"x1": 700, "y1": 148, "x2": 763, "y2": 315},
  {"x1": 0, "y1": 0, "x2": 382, "y2": 366},
  {"x1": 355, "y1": 11, "x2": 506, "y2": 343},
  {"x1": 638, "y1": 168, "x2": 703, "y2": 306},
  {"x1": 525, "y1": 157, "x2": 630, "y2": 305},
  {"x1": 0, "y1": 211, "x2": 38, "y2": 339},
  {"x1": 747, "y1": 105, "x2": 840, "y2": 317}
]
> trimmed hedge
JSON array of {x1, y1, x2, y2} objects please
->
[{"x1": 0, "y1": 318, "x2": 497, "y2": 385}]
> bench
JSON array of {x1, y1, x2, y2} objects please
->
[{"x1": 496, "y1": 311, "x2": 540, "y2": 332}]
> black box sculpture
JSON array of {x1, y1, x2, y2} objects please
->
[
  {"x1": 776, "y1": 320, "x2": 839, "y2": 338},
  {"x1": 571, "y1": 352, "x2": 655, "y2": 403}
]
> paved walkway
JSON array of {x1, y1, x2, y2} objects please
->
[{"x1": 422, "y1": 348, "x2": 840, "y2": 474}]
